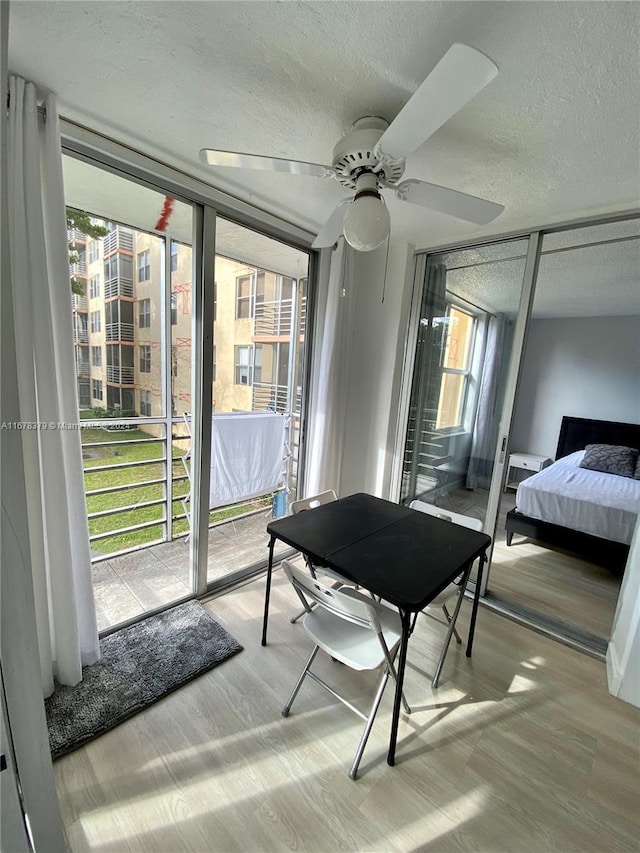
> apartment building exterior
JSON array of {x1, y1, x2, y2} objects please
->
[{"x1": 69, "y1": 220, "x2": 307, "y2": 427}]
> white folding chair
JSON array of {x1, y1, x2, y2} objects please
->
[
  {"x1": 409, "y1": 500, "x2": 484, "y2": 688},
  {"x1": 281, "y1": 559, "x2": 411, "y2": 780},
  {"x1": 288, "y1": 489, "x2": 356, "y2": 623}
]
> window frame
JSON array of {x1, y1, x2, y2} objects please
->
[
  {"x1": 434, "y1": 300, "x2": 477, "y2": 432},
  {"x1": 138, "y1": 298, "x2": 151, "y2": 328},
  {"x1": 234, "y1": 344, "x2": 253, "y2": 386},
  {"x1": 139, "y1": 344, "x2": 151, "y2": 373},
  {"x1": 91, "y1": 345, "x2": 102, "y2": 368},
  {"x1": 139, "y1": 388, "x2": 151, "y2": 416},
  {"x1": 90, "y1": 310, "x2": 101, "y2": 333},
  {"x1": 137, "y1": 249, "x2": 151, "y2": 282}
]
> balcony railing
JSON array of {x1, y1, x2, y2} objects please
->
[
  {"x1": 104, "y1": 277, "x2": 134, "y2": 298},
  {"x1": 253, "y1": 296, "x2": 307, "y2": 338},
  {"x1": 67, "y1": 228, "x2": 86, "y2": 244},
  {"x1": 105, "y1": 322, "x2": 135, "y2": 342},
  {"x1": 252, "y1": 382, "x2": 287, "y2": 412},
  {"x1": 103, "y1": 228, "x2": 134, "y2": 255},
  {"x1": 75, "y1": 360, "x2": 90, "y2": 378},
  {"x1": 106, "y1": 365, "x2": 135, "y2": 384},
  {"x1": 71, "y1": 293, "x2": 88, "y2": 311},
  {"x1": 73, "y1": 328, "x2": 89, "y2": 344},
  {"x1": 70, "y1": 260, "x2": 87, "y2": 276},
  {"x1": 254, "y1": 299, "x2": 292, "y2": 337}
]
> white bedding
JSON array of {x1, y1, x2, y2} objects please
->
[{"x1": 515, "y1": 450, "x2": 640, "y2": 545}]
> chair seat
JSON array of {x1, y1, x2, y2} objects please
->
[{"x1": 303, "y1": 603, "x2": 402, "y2": 671}]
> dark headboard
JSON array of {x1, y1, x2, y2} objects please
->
[{"x1": 556, "y1": 416, "x2": 640, "y2": 459}]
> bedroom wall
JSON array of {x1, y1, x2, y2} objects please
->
[{"x1": 510, "y1": 316, "x2": 640, "y2": 459}]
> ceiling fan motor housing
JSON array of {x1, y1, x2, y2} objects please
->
[{"x1": 331, "y1": 116, "x2": 405, "y2": 188}]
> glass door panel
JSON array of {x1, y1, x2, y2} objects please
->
[
  {"x1": 400, "y1": 239, "x2": 530, "y2": 577},
  {"x1": 63, "y1": 153, "x2": 195, "y2": 630},
  {"x1": 206, "y1": 218, "x2": 310, "y2": 586},
  {"x1": 486, "y1": 219, "x2": 640, "y2": 634}
]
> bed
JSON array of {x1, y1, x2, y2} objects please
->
[{"x1": 505, "y1": 416, "x2": 640, "y2": 569}]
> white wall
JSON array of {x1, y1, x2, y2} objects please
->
[
  {"x1": 607, "y1": 518, "x2": 640, "y2": 707},
  {"x1": 510, "y1": 316, "x2": 640, "y2": 459}
]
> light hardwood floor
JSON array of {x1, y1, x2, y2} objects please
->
[
  {"x1": 444, "y1": 487, "x2": 622, "y2": 641},
  {"x1": 54, "y1": 572, "x2": 639, "y2": 853}
]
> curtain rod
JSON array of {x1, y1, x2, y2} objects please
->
[{"x1": 6, "y1": 90, "x2": 47, "y2": 116}]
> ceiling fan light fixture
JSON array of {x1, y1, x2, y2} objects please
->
[{"x1": 342, "y1": 174, "x2": 390, "y2": 252}]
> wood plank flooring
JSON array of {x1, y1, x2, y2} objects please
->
[
  {"x1": 54, "y1": 572, "x2": 639, "y2": 853},
  {"x1": 445, "y1": 487, "x2": 622, "y2": 641}
]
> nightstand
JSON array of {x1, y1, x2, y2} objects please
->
[{"x1": 505, "y1": 452, "x2": 552, "y2": 491}]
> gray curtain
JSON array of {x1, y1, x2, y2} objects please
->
[{"x1": 466, "y1": 313, "x2": 513, "y2": 490}]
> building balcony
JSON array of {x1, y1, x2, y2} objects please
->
[
  {"x1": 105, "y1": 322, "x2": 134, "y2": 342},
  {"x1": 67, "y1": 228, "x2": 86, "y2": 244},
  {"x1": 70, "y1": 260, "x2": 87, "y2": 276},
  {"x1": 253, "y1": 296, "x2": 307, "y2": 339},
  {"x1": 106, "y1": 365, "x2": 135, "y2": 385},
  {"x1": 252, "y1": 382, "x2": 299, "y2": 413},
  {"x1": 73, "y1": 329, "x2": 89, "y2": 344},
  {"x1": 71, "y1": 293, "x2": 88, "y2": 311},
  {"x1": 103, "y1": 228, "x2": 134, "y2": 255},
  {"x1": 104, "y1": 277, "x2": 134, "y2": 299}
]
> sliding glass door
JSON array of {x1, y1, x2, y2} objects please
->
[
  {"x1": 63, "y1": 153, "x2": 196, "y2": 630},
  {"x1": 63, "y1": 149, "x2": 313, "y2": 628},
  {"x1": 399, "y1": 238, "x2": 532, "y2": 582},
  {"x1": 205, "y1": 219, "x2": 310, "y2": 586}
]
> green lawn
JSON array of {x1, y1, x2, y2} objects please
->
[{"x1": 82, "y1": 427, "x2": 271, "y2": 555}]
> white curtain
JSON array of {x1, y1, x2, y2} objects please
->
[
  {"x1": 7, "y1": 76, "x2": 100, "y2": 695},
  {"x1": 304, "y1": 239, "x2": 355, "y2": 496}
]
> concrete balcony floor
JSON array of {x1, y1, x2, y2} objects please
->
[{"x1": 92, "y1": 510, "x2": 289, "y2": 632}]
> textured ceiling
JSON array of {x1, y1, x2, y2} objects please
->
[{"x1": 8, "y1": 0, "x2": 640, "y2": 252}]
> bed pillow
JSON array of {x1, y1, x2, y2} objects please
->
[{"x1": 579, "y1": 444, "x2": 638, "y2": 478}]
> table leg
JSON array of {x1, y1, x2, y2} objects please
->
[
  {"x1": 466, "y1": 550, "x2": 486, "y2": 657},
  {"x1": 261, "y1": 535, "x2": 276, "y2": 646},
  {"x1": 387, "y1": 609, "x2": 411, "y2": 766}
]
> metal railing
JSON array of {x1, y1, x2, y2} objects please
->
[
  {"x1": 71, "y1": 293, "x2": 88, "y2": 311},
  {"x1": 103, "y1": 228, "x2": 134, "y2": 255},
  {"x1": 252, "y1": 382, "x2": 289, "y2": 412},
  {"x1": 254, "y1": 299, "x2": 293, "y2": 337},
  {"x1": 73, "y1": 328, "x2": 89, "y2": 344},
  {"x1": 106, "y1": 365, "x2": 135, "y2": 384},
  {"x1": 70, "y1": 260, "x2": 87, "y2": 276},
  {"x1": 105, "y1": 322, "x2": 135, "y2": 342},
  {"x1": 254, "y1": 296, "x2": 307, "y2": 337},
  {"x1": 104, "y1": 277, "x2": 134, "y2": 298},
  {"x1": 67, "y1": 228, "x2": 86, "y2": 243}
]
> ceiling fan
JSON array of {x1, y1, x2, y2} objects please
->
[{"x1": 200, "y1": 44, "x2": 504, "y2": 252}]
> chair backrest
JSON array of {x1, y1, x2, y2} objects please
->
[
  {"x1": 290, "y1": 489, "x2": 338, "y2": 515},
  {"x1": 409, "y1": 500, "x2": 483, "y2": 532},
  {"x1": 281, "y1": 559, "x2": 382, "y2": 632}
]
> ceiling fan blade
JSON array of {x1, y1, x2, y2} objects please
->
[
  {"x1": 311, "y1": 199, "x2": 352, "y2": 248},
  {"x1": 395, "y1": 179, "x2": 504, "y2": 225},
  {"x1": 377, "y1": 44, "x2": 499, "y2": 160},
  {"x1": 199, "y1": 148, "x2": 334, "y2": 178}
]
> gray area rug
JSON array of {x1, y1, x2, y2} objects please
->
[{"x1": 45, "y1": 600, "x2": 242, "y2": 760}]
